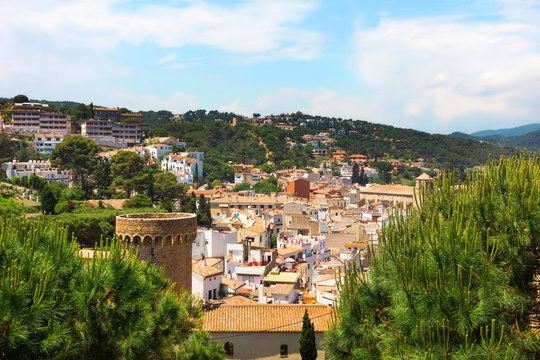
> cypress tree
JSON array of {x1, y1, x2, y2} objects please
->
[
  {"x1": 40, "y1": 184, "x2": 57, "y2": 214},
  {"x1": 351, "y1": 163, "x2": 360, "y2": 184},
  {"x1": 300, "y1": 309, "x2": 318, "y2": 360},
  {"x1": 325, "y1": 152, "x2": 540, "y2": 358}
]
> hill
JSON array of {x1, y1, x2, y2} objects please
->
[
  {"x1": 471, "y1": 123, "x2": 540, "y2": 137},
  {"x1": 482, "y1": 130, "x2": 540, "y2": 151},
  {"x1": 146, "y1": 111, "x2": 514, "y2": 169}
]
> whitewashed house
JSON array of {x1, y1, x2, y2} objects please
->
[{"x1": 192, "y1": 259, "x2": 224, "y2": 300}]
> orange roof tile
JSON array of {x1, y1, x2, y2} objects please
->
[{"x1": 203, "y1": 304, "x2": 332, "y2": 332}]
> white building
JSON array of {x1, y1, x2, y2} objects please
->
[
  {"x1": 180, "y1": 151, "x2": 204, "y2": 161},
  {"x1": 33, "y1": 133, "x2": 66, "y2": 154},
  {"x1": 192, "y1": 229, "x2": 238, "y2": 258},
  {"x1": 1, "y1": 160, "x2": 71, "y2": 184},
  {"x1": 146, "y1": 143, "x2": 173, "y2": 160},
  {"x1": 161, "y1": 153, "x2": 204, "y2": 184},
  {"x1": 192, "y1": 259, "x2": 224, "y2": 300}
]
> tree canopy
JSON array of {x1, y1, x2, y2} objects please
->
[
  {"x1": 50, "y1": 136, "x2": 100, "y2": 199},
  {"x1": 325, "y1": 152, "x2": 540, "y2": 359},
  {"x1": 0, "y1": 216, "x2": 224, "y2": 359}
]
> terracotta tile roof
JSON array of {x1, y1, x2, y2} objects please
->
[
  {"x1": 264, "y1": 283, "x2": 295, "y2": 296},
  {"x1": 276, "y1": 246, "x2": 304, "y2": 258},
  {"x1": 203, "y1": 304, "x2": 332, "y2": 332},
  {"x1": 221, "y1": 276, "x2": 246, "y2": 291},
  {"x1": 192, "y1": 261, "x2": 224, "y2": 278},
  {"x1": 222, "y1": 295, "x2": 257, "y2": 305},
  {"x1": 360, "y1": 184, "x2": 414, "y2": 196}
]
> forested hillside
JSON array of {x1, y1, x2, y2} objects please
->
[{"x1": 146, "y1": 111, "x2": 514, "y2": 169}]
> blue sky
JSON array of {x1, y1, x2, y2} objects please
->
[{"x1": 2, "y1": 0, "x2": 540, "y2": 134}]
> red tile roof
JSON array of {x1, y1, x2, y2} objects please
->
[{"x1": 203, "y1": 304, "x2": 332, "y2": 332}]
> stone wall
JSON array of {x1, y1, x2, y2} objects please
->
[{"x1": 116, "y1": 213, "x2": 197, "y2": 292}]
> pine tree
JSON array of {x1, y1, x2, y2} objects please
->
[
  {"x1": 299, "y1": 309, "x2": 318, "y2": 360},
  {"x1": 325, "y1": 152, "x2": 540, "y2": 359},
  {"x1": 0, "y1": 216, "x2": 224, "y2": 359}
]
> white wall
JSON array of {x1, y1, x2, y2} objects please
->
[
  {"x1": 192, "y1": 273, "x2": 223, "y2": 300},
  {"x1": 193, "y1": 229, "x2": 238, "y2": 258}
]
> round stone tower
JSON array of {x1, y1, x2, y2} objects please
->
[{"x1": 116, "y1": 213, "x2": 197, "y2": 292}]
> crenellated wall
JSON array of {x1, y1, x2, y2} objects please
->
[{"x1": 116, "y1": 213, "x2": 197, "y2": 292}]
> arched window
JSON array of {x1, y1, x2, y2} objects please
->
[
  {"x1": 224, "y1": 342, "x2": 233, "y2": 356},
  {"x1": 280, "y1": 344, "x2": 288, "y2": 357}
]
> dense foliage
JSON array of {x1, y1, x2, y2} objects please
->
[
  {"x1": 325, "y1": 152, "x2": 540, "y2": 359},
  {"x1": 143, "y1": 110, "x2": 515, "y2": 170},
  {"x1": 42, "y1": 205, "x2": 166, "y2": 248},
  {"x1": 0, "y1": 216, "x2": 224, "y2": 359}
]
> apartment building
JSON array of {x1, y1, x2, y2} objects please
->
[
  {"x1": 82, "y1": 119, "x2": 143, "y2": 146},
  {"x1": 39, "y1": 112, "x2": 71, "y2": 133},
  {"x1": 34, "y1": 133, "x2": 67, "y2": 154},
  {"x1": 11, "y1": 102, "x2": 71, "y2": 134}
]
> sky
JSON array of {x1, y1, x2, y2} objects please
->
[{"x1": 1, "y1": 0, "x2": 540, "y2": 134}]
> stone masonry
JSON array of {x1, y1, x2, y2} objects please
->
[{"x1": 116, "y1": 213, "x2": 197, "y2": 292}]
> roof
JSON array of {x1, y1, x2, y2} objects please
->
[
  {"x1": 416, "y1": 173, "x2": 432, "y2": 180},
  {"x1": 276, "y1": 246, "x2": 305, "y2": 258},
  {"x1": 221, "y1": 276, "x2": 246, "y2": 291},
  {"x1": 222, "y1": 295, "x2": 257, "y2": 305},
  {"x1": 192, "y1": 261, "x2": 224, "y2": 278},
  {"x1": 265, "y1": 283, "x2": 295, "y2": 296},
  {"x1": 360, "y1": 184, "x2": 414, "y2": 197},
  {"x1": 264, "y1": 271, "x2": 300, "y2": 283},
  {"x1": 203, "y1": 304, "x2": 332, "y2": 332}
]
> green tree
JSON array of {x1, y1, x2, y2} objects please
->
[
  {"x1": 111, "y1": 151, "x2": 145, "y2": 197},
  {"x1": 325, "y1": 152, "x2": 540, "y2": 359},
  {"x1": 13, "y1": 94, "x2": 29, "y2": 103},
  {"x1": 359, "y1": 166, "x2": 368, "y2": 186},
  {"x1": 233, "y1": 182, "x2": 251, "y2": 192},
  {"x1": 40, "y1": 184, "x2": 58, "y2": 214},
  {"x1": 154, "y1": 171, "x2": 186, "y2": 212},
  {"x1": 94, "y1": 157, "x2": 113, "y2": 198},
  {"x1": 351, "y1": 163, "x2": 360, "y2": 184},
  {"x1": 196, "y1": 194, "x2": 212, "y2": 227},
  {"x1": 0, "y1": 216, "x2": 224, "y2": 359},
  {"x1": 123, "y1": 193, "x2": 153, "y2": 208},
  {"x1": 50, "y1": 136, "x2": 100, "y2": 199},
  {"x1": 0, "y1": 196, "x2": 25, "y2": 217},
  {"x1": 0, "y1": 132, "x2": 16, "y2": 163},
  {"x1": 73, "y1": 103, "x2": 90, "y2": 121},
  {"x1": 180, "y1": 192, "x2": 197, "y2": 214},
  {"x1": 299, "y1": 310, "x2": 317, "y2": 360}
]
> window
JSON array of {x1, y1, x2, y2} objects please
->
[
  {"x1": 213, "y1": 288, "x2": 217, "y2": 299},
  {"x1": 224, "y1": 342, "x2": 234, "y2": 356},
  {"x1": 280, "y1": 344, "x2": 288, "y2": 357},
  {"x1": 208, "y1": 290, "x2": 212, "y2": 299}
]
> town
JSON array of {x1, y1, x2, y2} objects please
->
[{"x1": 0, "y1": 97, "x2": 446, "y2": 358}]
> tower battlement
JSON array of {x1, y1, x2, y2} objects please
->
[{"x1": 116, "y1": 212, "x2": 197, "y2": 292}]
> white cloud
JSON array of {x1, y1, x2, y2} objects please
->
[
  {"x1": 0, "y1": 0, "x2": 320, "y2": 56},
  {"x1": 157, "y1": 53, "x2": 178, "y2": 64},
  {"x1": 0, "y1": 0, "x2": 320, "y2": 112},
  {"x1": 351, "y1": 0, "x2": 540, "y2": 132}
]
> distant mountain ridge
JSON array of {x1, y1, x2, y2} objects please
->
[
  {"x1": 470, "y1": 123, "x2": 540, "y2": 137},
  {"x1": 450, "y1": 123, "x2": 540, "y2": 151}
]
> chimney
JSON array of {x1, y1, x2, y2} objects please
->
[
  {"x1": 201, "y1": 254, "x2": 206, "y2": 266},
  {"x1": 258, "y1": 282, "x2": 266, "y2": 303}
]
